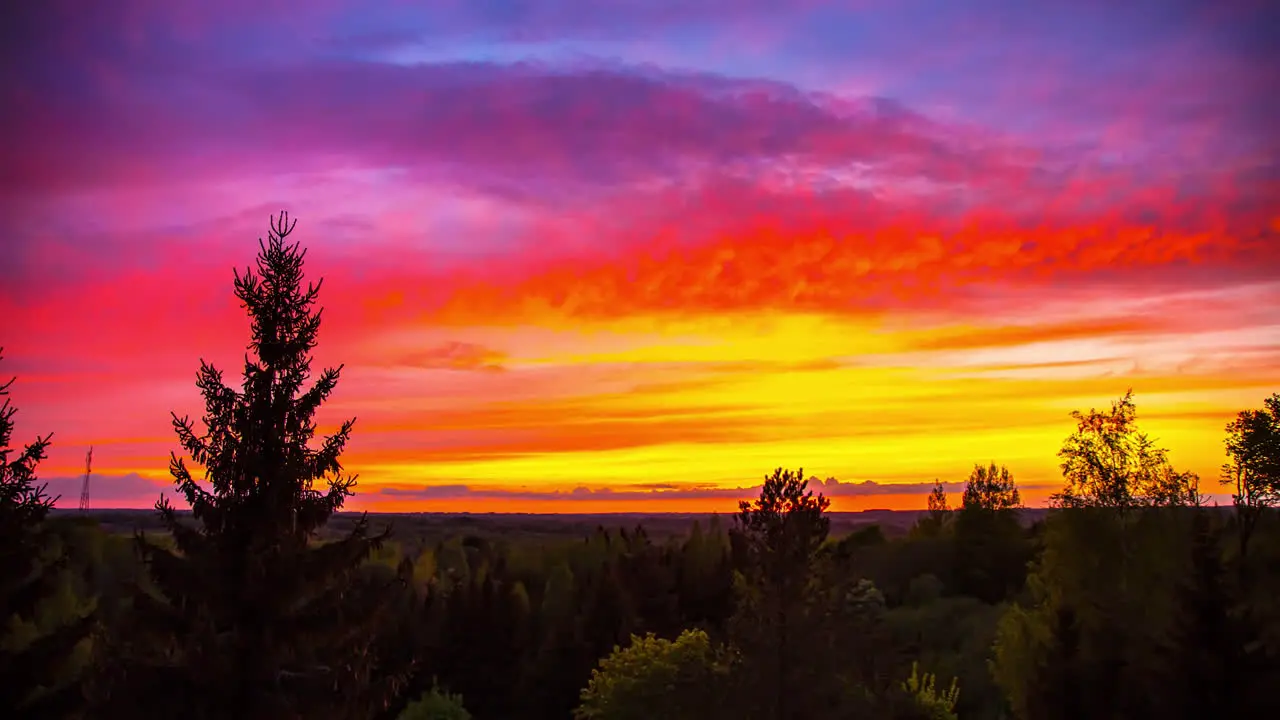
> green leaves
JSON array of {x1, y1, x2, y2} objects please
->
[
  {"x1": 397, "y1": 682, "x2": 471, "y2": 720},
  {"x1": 902, "y1": 661, "x2": 960, "y2": 720},
  {"x1": 576, "y1": 630, "x2": 725, "y2": 720}
]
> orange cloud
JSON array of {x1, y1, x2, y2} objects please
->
[
  {"x1": 426, "y1": 181, "x2": 1279, "y2": 325},
  {"x1": 395, "y1": 341, "x2": 508, "y2": 372}
]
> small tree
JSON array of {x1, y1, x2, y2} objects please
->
[
  {"x1": 1221, "y1": 394, "x2": 1280, "y2": 558},
  {"x1": 910, "y1": 480, "x2": 951, "y2": 539},
  {"x1": 928, "y1": 480, "x2": 949, "y2": 517},
  {"x1": 0, "y1": 350, "x2": 95, "y2": 719},
  {"x1": 105, "y1": 213, "x2": 411, "y2": 719}
]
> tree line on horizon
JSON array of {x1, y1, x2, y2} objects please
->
[{"x1": 2, "y1": 213, "x2": 1278, "y2": 719}]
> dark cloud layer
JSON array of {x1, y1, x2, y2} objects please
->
[
  {"x1": 370, "y1": 477, "x2": 1058, "y2": 502},
  {"x1": 2, "y1": 60, "x2": 1042, "y2": 203},
  {"x1": 41, "y1": 473, "x2": 176, "y2": 508}
]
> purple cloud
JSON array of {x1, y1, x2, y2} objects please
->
[
  {"x1": 371, "y1": 477, "x2": 1060, "y2": 503},
  {"x1": 42, "y1": 472, "x2": 178, "y2": 509}
]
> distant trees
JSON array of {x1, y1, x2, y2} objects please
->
[
  {"x1": 0, "y1": 350, "x2": 95, "y2": 719},
  {"x1": 100, "y1": 214, "x2": 411, "y2": 718}
]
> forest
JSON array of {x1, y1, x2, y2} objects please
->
[{"x1": 3, "y1": 213, "x2": 1278, "y2": 720}]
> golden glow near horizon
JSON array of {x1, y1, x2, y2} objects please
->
[{"x1": 22, "y1": 274, "x2": 1278, "y2": 512}]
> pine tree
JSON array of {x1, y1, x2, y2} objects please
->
[
  {"x1": 728, "y1": 467, "x2": 832, "y2": 720},
  {"x1": 0, "y1": 350, "x2": 96, "y2": 719},
  {"x1": 102, "y1": 213, "x2": 411, "y2": 719}
]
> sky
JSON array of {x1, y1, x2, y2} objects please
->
[{"x1": 2, "y1": 0, "x2": 1278, "y2": 513}]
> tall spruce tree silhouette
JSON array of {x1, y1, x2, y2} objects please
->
[
  {"x1": 0, "y1": 351, "x2": 95, "y2": 719},
  {"x1": 106, "y1": 213, "x2": 410, "y2": 720}
]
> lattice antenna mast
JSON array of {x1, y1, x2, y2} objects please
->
[{"x1": 79, "y1": 446, "x2": 93, "y2": 512}]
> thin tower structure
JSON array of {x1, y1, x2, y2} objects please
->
[{"x1": 79, "y1": 446, "x2": 93, "y2": 512}]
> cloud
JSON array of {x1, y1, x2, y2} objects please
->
[
  {"x1": 2, "y1": 60, "x2": 1042, "y2": 202},
  {"x1": 909, "y1": 317, "x2": 1173, "y2": 352},
  {"x1": 425, "y1": 175, "x2": 1280, "y2": 323},
  {"x1": 367, "y1": 476, "x2": 1064, "y2": 505},
  {"x1": 42, "y1": 473, "x2": 177, "y2": 509},
  {"x1": 395, "y1": 342, "x2": 508, "y2": 372}
]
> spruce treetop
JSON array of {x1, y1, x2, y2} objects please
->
[
  {"x1": 160, "y1": 211, "x2": 357, "y2": 543},
  {"x1": 0, "y1": 350, "x2": 55, "y2": 531}
]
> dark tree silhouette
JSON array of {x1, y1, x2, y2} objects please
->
[
  {"x1": 960, "y1": 463, "x2": 1020, "y2": 511},
  {"x1": 1222, "y1": 393, "x2": 1280, "y2": 558},
  {"x1": 1052, "y1": 390, "x2": 1200, "y2": 510},
  {"x1": 954, "y1": 463, "x2": 1028, "y2": 602},
  {"x1": 911, "y1": 479, "x2": 951, "y2": 538},
  {"x1": 103, "y1": 213, "x2": 411, "y2": 719},
  {"x1": 1154, "y1": 510, "x2": 1257, "y2": 720},
  {"x1": 0, "y1": 350, "x2": 95, "y2": 718},
  {"x1": 729, "y1": 467, "x2": 831, "y2": 720}
]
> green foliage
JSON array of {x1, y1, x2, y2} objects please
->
[
  {"x1": 887, "y1": 595, "x2": 1005, "y2": 719},
  {"x1": 902, "y1": 662, "x2": 959, "y2": 720},
  {"x1": 575, "y1": 629, "x2": 726, "y2": 720},
  {"x1": 398, "y1": 683, "x2": 471, "y2": 720},
  {"x1": 991, "y1": 507, "x2": 1200, "y2": 718},
  {"x1": 988, "y1": 392, "x2": 1245, "y2": 719},
  {"x1": 904, "y1": 573, "x2": 944, "y2": 606}
]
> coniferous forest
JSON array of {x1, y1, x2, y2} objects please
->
[{"x1": 3, "y1": 214, "x2": 1279, "y2": 719}]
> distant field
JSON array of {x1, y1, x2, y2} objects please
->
[{"x1": 52, "y1": 507, "x2": 1053, "y2": 543}]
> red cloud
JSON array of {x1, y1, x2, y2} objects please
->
[{"x1": 427, "y1": 176, "x2": 1280, "y2": 323}]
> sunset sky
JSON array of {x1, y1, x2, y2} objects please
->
[{"x1": 3, "y1": 0, "x2": 1278, "y2": 513}]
